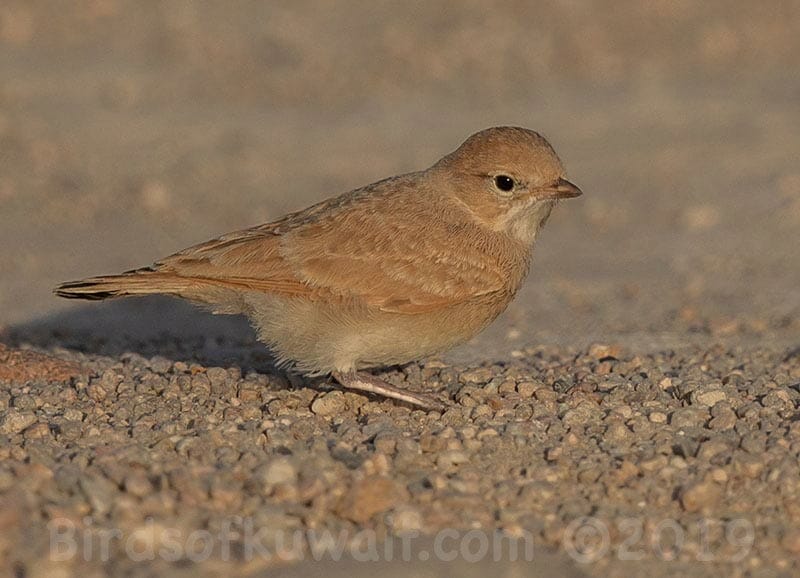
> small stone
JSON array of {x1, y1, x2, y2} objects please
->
[
  {"x1": 614, "y1": 460, "x2": 640, "y2": 484},
  {"x1": 86, "y1": 383, "x2": 107, "y2": 402},
  {"x1": 708, "y1": 407, "x2": 737, "y2": 431},
  {"x1": 740, "y1": 433, "x2": 766, "y2": 454},
  {"x1": 780, "y1": 529, "x2": 800, "y2": 554},
  {"x1": 271, "y1": 482, "x2": 299, "y2": 502},
  {"x1": 761, "y1": 390, "x2": 792, "y2": 408},
  {"x1": 516, "y1": 381, "x2": 539, "y2": 398},
  {"x1": 459, "y1": 367, "x2": 494, "y2": 384},
  {"x1": 124, "y1": 472, "x2": 154, "y2": 497},
  {"x1": 204, "y1": 366, "x2": 226, "y2": 384},
  {"x1": 736, "y1": 455, "x2": 765, "y2": 478},
  {"x1": 577, "y1": 467, "x2": 602, "y2": 484},
  {"x1": 610, "y1": 405, "x2": 633, "y2": 419},
  {"x1": 436, "y1": 450, "x2": 469, "y2": 469},
  {"x1": 337, "y1": 476, "x2": 407, "y2": 523},
  {"x1": 670, "y1": 456, "x2": 688, "y2": 469},
  {"x1": 147, "y1": 357, "x2": 172, "y2": 373},
  {"x1": 722, "y1": 372, "x2": 747, "y2": 388},
  {"x1": 11, "y1": 394, "x2": 36, "y2": 410},
  {"x1": 0, "y1": 409, "x2": 37, "y2": 434},
  {"x1": 595, "y1": 361, "x2": 613, "y2": 375},
  {"x1": 670, "y1": 407, "x2": 708, "y2": 429},
  {"x1": 691, "y1": 389, "x2": 727, "y2": 407},
  {"x1": 681, "y1": 481, "x2": 722, "y2": 513},
  {"x1": 697, "y1": 440, "x2": 730, "y2": 461},
  {"x1": 173, "y1": 361, "x2": 189, "y2": 372},
  {"x1": 562, "y1": 401, "x2": 600, "y2": 427},
  {"x1": 390, "y1": 506, "x2": 423, "y2": 532},
  {"x1": 100, "y1": 369, "x2": 121, "y2": 390},
  {"x1": 189, "y1": 374, "x2": 212, "y2": 398},
  {"x1": 709, "y1": 468, "x2": 728, "y2": 483},
  {"x1": 649, "y1": 411, "x2": 668, "y2": 424},
  {"x1": 545, "y1": 446, "x2": 562, "y2": 461},
  {"x1": 23, "y1": 422, "x2": 51, "y2": 440},
  {"x1": 534, "y1": 389, "x2": 557, "y2": 403},
  {"x1": 310, "y1": 391, "x2": 348, "y2": 416},
  {"x1": 472, "y1": 404, "x2": 493, "y2": 418},
  {"x1": 0, "y1": 467, "x2": 15, "y2": 491},
  {"x1": 79, "y1": 474, "x2": 118, "y2": 516},
  {"x1": 374, "y1": 433, "x2": 398, "y2": 454},
  {"x1": 596, "y1": 379, "x2": 618, "y2": 391},
  {"x1": 497, "y1": 379, "x2": 517, "y2": 395},
  {"x1": 258, "y1": 458, "x2": 298, "y2": 488},
  {"x1": 588, "y1": 343, "x2": 622, "y2": 360},
  {"x1": 639, "y1": 455, "x2": 668, "y2": 472},
  {"x1": 604, "y1": 420, "x2": 632, "y2": 444},
  {"x1": 62, "y1": 408, "x2": 84, "y2": 422}
]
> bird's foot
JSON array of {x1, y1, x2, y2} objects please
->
[{"x1": 331, "y1": 370, "x2": 445, "y2": 411}]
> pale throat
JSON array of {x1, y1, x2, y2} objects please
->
[{"x1": 496, "y1": 199, "x2": 556, "y2": 245}]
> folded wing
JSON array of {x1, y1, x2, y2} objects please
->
[{"x1": 152, "y1": 181, "x2": 510, "y2": 314}]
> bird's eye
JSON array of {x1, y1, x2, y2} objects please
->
[{"x1": 493, "y1": 175, "x2": 515, "y2": 192}]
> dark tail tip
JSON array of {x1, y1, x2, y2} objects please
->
[{"x1": 53, "y1": 281, "x2": 119, "y2": 300}]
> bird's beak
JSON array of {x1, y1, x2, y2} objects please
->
[{"x1": 535, "y1": 178, "x2": 583, "y2": 200}]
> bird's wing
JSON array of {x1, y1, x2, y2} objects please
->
[{"x1": 152, "y1": 183, "x2": 510, "y2": 314}]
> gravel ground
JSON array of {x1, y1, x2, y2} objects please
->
[
  {"x1": 2, "y1": 333, "x2": 799, "y2": 577},
  {"x1": 2, "y1": 2, "x2": 800, "y2": 577}
]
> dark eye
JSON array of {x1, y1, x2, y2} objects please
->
[{"x1": 494, "y1": 175, "x2": 515, "y2": 192}]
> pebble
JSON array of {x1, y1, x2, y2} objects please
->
[
  {"x1": 79, "y1": 474, "x2": 118, "y2": 516},
  {"x1": 587, "y1": 343, "x2": 622, "y2": 360},
  {"x1": 781, "y1": 529, "x2": 800, "y2": 554},
  {"x1": 459, "y1": 367, "x2": 494, "y2": 384},
  {"x1": 680, "y1": 481, "x2": 722, "y2": 513},
  {"x1": 86, "y1": 383, "x2": 107, "y2": 401},
  {"x1": 708, "y1": 405, "x2": 737, "y2": 430},
  {"x1": 740, "y1": 433, "x2": 767, "y2": 454},
  {"x1": 604, "y1": 420, "x2": 632, "y2": 443},
  {"x1": 373, "y1": 432, "x2": 398, "y2": 454},
  {"x1": 670, "y1": 407, "x2": 708, "y2": 428},
  {"x1": 697, "y1": 440, "x2": 731, "y2": 461},
  {"x1": 690, "y1": 388, "x2": 727, "y2": 406},
  {"x1": 435, "y1": 450, "x2": 469, "y2": 469},
  {"x1": 390, "y1": 505, "x2": 424, "y2": 532},
  {"x1": 62, "y1": 408, "x2": 84, "y2": 422},
  {"x1": 336, "y1": 476, "x2": 406, "y2": 523},
  {"x1": 516, "y1": 381, "x2": 539, "y2": 398},
  {"x1": 258, "y1": 458, "x2": 298, "y2": 488},
  {"x1": 23, "y1": 422, "x2": 51, "y2": 440},
  {"x1": 734, "y1": 455, "x2": 765, "y2": 478},
  {"x1": 310, "y1": 391, "x2": 348, "y2": 416},
  {"x1": 761, "y1": 390, "x2": 793, "y2": 408},
  {"x1": 0, "y1": 409, "x2": 37, "y2": 434},
  {"x1": 123, "y1": 471, "x2": 154, "y2": 497}
]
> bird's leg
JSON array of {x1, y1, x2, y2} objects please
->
[{"x1": 331, "y1": 370, "x2": 444, "y2": 411}]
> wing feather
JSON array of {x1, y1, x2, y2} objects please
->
[{"x1": 149, "y1": 178, "x2": 513, "y2": 313}]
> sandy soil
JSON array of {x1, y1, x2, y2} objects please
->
[{"x1": 1, "y1": 2, "x2": 799, "y2": 577}]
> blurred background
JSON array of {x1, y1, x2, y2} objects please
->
[{"x1": 1, "y1": 0, "x2": 799, "y2": 358}]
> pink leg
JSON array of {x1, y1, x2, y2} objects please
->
[{"x1": 331, "y1": 370, "x2": 445, "y2": 410}]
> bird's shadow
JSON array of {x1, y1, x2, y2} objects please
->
[{"x1": 4, "y1": 296, "x2": 279, "y2": 375}]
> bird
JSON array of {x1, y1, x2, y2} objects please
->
[{"x1": 55, "y1": 126, "x2": 582, "y2": 409}]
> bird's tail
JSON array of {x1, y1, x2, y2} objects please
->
[{"x1": 54, "y1": 269, "x2": 196, "y2": 301}]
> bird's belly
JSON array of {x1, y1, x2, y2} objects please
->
[{"x1": 244, "y1": 292, "x2": 510, "y2": 375}]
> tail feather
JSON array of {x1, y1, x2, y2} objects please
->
[{"x1": 54, "y1": 271, "x2": 194, "y2": 301}]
